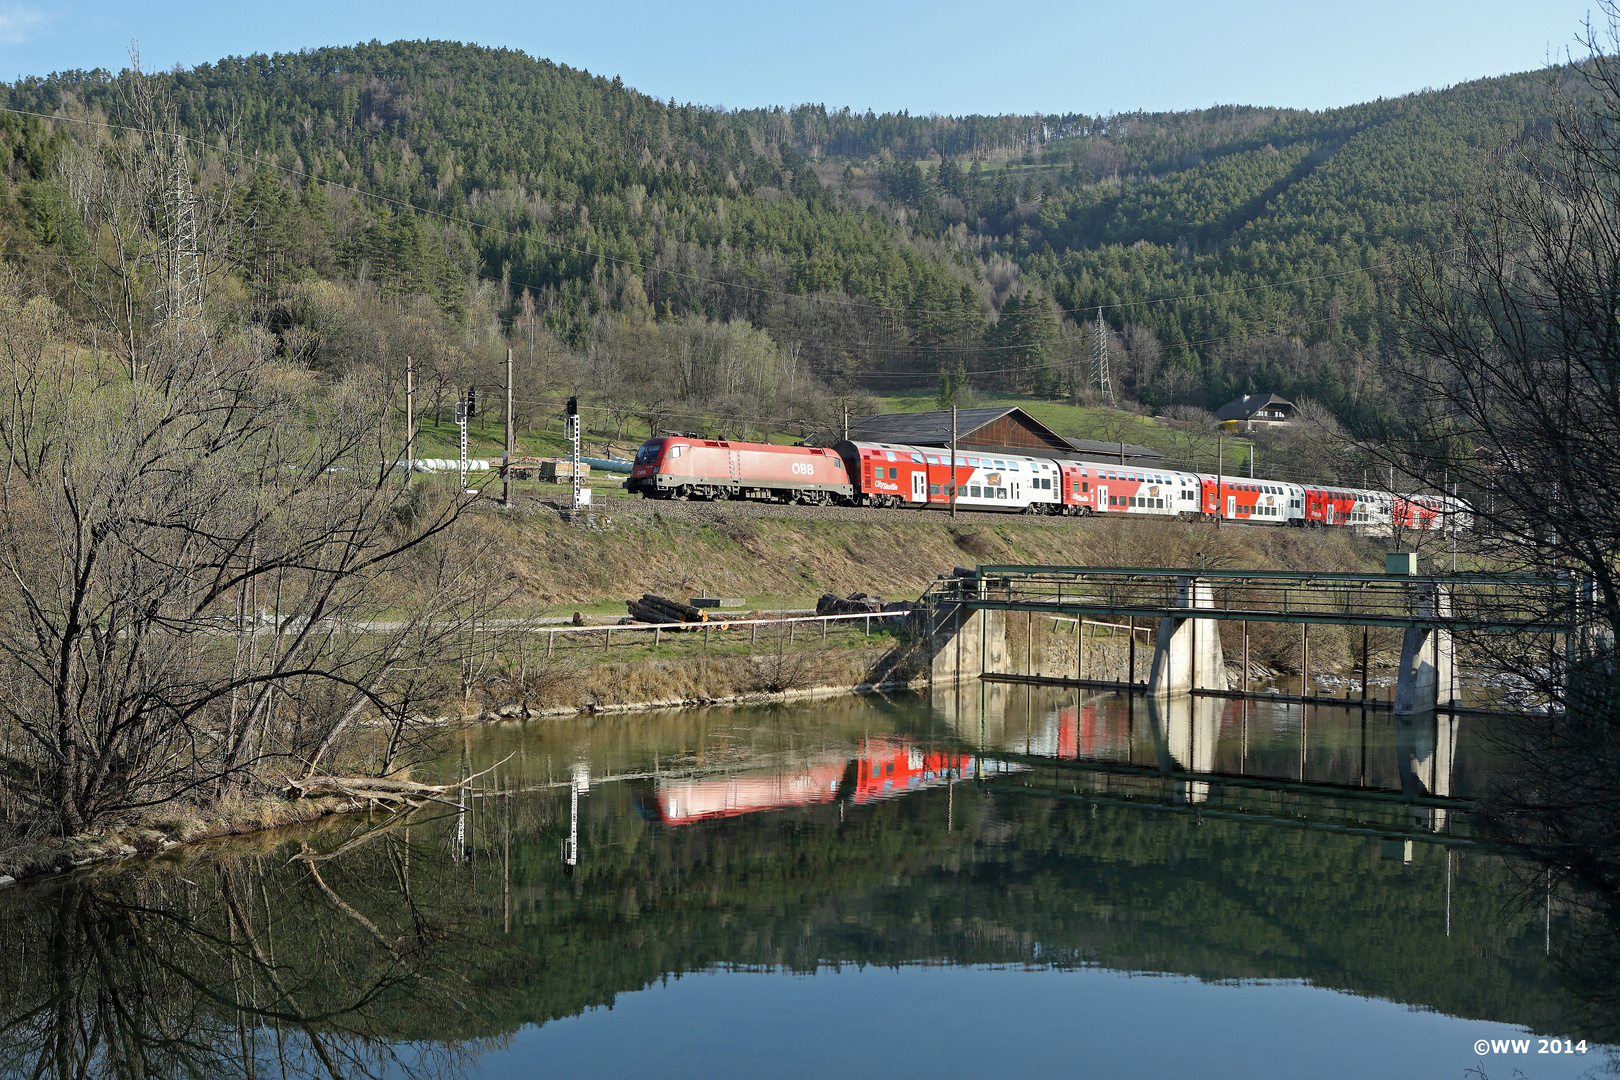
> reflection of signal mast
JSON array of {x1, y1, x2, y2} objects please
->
[
  {"x1": 561, "y1": 763, "x2": 588, "y2": 870},
  {"x1": 454, "y1": 777, "x2": 468, "y2": 863}
]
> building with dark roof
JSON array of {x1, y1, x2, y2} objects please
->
[
  {"x1": 1062, "y1": 437, "x2": 1165, "y2": 465},
  {"x1": 843, "y1": 407, "x2": 1163, "y2": 466},
  {"x1": 1213, "y1": 393, "x2": 1297, "y2": 428}
]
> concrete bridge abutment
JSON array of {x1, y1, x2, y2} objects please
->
[{"x1": 925, "y1": 602, "x2": 1006, "y2": 684}]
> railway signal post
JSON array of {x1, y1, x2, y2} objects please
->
[
  {"x1": 566, "y1": 395, "x2": 588, "y2": 520},
  {"x1": 457, "y1": 397, "x2": 469, "y2": 493},
  {"x1": 503, "y1": 347, "x2": 514, "y2": 507},
  {"x1": 404, "y1": 354, "x2": 414, "y2": 489}
]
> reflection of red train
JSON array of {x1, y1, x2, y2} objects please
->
[
  {"x1": 1057, "y1": 702, "x2": 1123, "y2": 761},
  {"x1": 635, "y1": 741, "x2": 974, "y2": 825}
]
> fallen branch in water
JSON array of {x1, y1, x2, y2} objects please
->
[
  {"x1": 284, "y1": 753, "x2": 515, "y2": 807},
  {"x1": 282, "y1": 775, "x2": 459, "y2": 808}
]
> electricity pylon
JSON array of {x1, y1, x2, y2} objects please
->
[
  {"x1": 159, "y1": 132, "x2": 203, "y2": 333},
  {"x1": 1093, "y1": 309, "x2": 1116, "y2": 405}
]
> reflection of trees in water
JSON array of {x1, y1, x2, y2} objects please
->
[
  {"x1": 0, "y1": 817, "x2": 507, "y2": 1080},
  {"x1": 1484, "y1": 660, "x2": 1620, "y2": 1054},
  {"x1": 0, "y1": 769, "x2": 1594, "y2": 1077}
]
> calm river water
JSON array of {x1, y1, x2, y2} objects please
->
[{"x1": 1, "y1": 686, "x2": 1614, "y2": 1079}]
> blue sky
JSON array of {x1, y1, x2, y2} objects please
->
[{"x1": 0, "y1": 0, "x2": 1594, "y2": 115}]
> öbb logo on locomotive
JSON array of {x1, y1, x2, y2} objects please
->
[{"x1": 622, "y1": 434, "x2": 1466, "y2": 530}]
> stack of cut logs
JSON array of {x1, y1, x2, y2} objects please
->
[
  {"x1": 626, "y1": 594, "x2": 760, "y2": 625},
  {"x1": 627, "y1": 594, "x2": 711, "y2": 624},
  {"x1": 816, "y1": 591, "x2": 887, "y2": 616}
]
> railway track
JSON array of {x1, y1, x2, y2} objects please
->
[{"x1": 512, "y1": 490, "x2": 1354, "y2": 532}]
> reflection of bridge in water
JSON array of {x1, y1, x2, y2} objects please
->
[
  {"x1": 921, "y1": 563, "x2": 1582, "y2": 715},
  {"x1": 934, "y1": 681, "x2": 1476, "y2": 847}
]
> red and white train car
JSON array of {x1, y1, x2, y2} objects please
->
[
  {"x1": 1085, "y1": 464, "x2": 1201, "y2": 517},
  {"x1": 1393, "y1": 493, "x2": 1470, "y2": 531},
  {"x1": 1193, "y1": 475, "x2": 1303, "y2": 525},
  {"x1": 836, "y1": 441, "x2": 1066, "y2": 513}
]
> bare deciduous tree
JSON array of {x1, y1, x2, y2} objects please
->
[
  {"x1": 0, "y1": 73, "x2": 487, "y2": 838},
  {"x1": 1389, "y1": 10, "x2": 1620, "y2": 907}
]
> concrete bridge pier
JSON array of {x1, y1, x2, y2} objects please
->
[
  {"x1": 1394, "y1": 584, "x2": 1456, "y2": 715},
  {"x1": 1147, "y1": 577, "x2": 1228, "y2": 696}
]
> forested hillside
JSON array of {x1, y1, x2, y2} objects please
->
[{"x1": 0, "y1": 41, "x2": 1563, "y2": 433}]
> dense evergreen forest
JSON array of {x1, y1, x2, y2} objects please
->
[{"x1": 0, "y1": 40, "x2": 1564, "y2": 430}]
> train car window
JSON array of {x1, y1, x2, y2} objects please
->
[
  {"x1": 929, "y1": 484, "x2": 940, "y2": 496},
  {"x1": 888, "y1": 467, "x2": 898, "y2": 479},
  {"x1": 971, "y1": 485, "x2": 982, "y2": 497},
  {"x1": 925, "y1": 455, "x2": 938, "y2": 465},
  {"x1": 910, "y1": 453, "x2": 925, "y2": 464},
  {"x1": 884, "y1": 451, "x2": 897, "y2": 462},
  {"x1": 669, "y1": 445, "x2": 684, "y2": 459},
  {"x1": 997, "y1": 488, "x2": 1008, "y2": 499},
  {"x1": 1082, "y1": 482, "x2": 1090, "y2": 492},
  {"x1": 832, "y1": 459, "x2": 843, "y2": 470},
  {"x1": 993, "y1": 460, "x2": 1006, "y2": 468},
  {"x1": 1009, "y1": 461, "x2": 1020, "y2": 470}
]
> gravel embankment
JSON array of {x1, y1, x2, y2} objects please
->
[{"x1": 507, "y1": 491, "x2": 1100, "y2": 530}]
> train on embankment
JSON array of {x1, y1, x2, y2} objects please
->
[{"x1": 624, "y1": 434, "x2": 1467, "y2": 531}]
